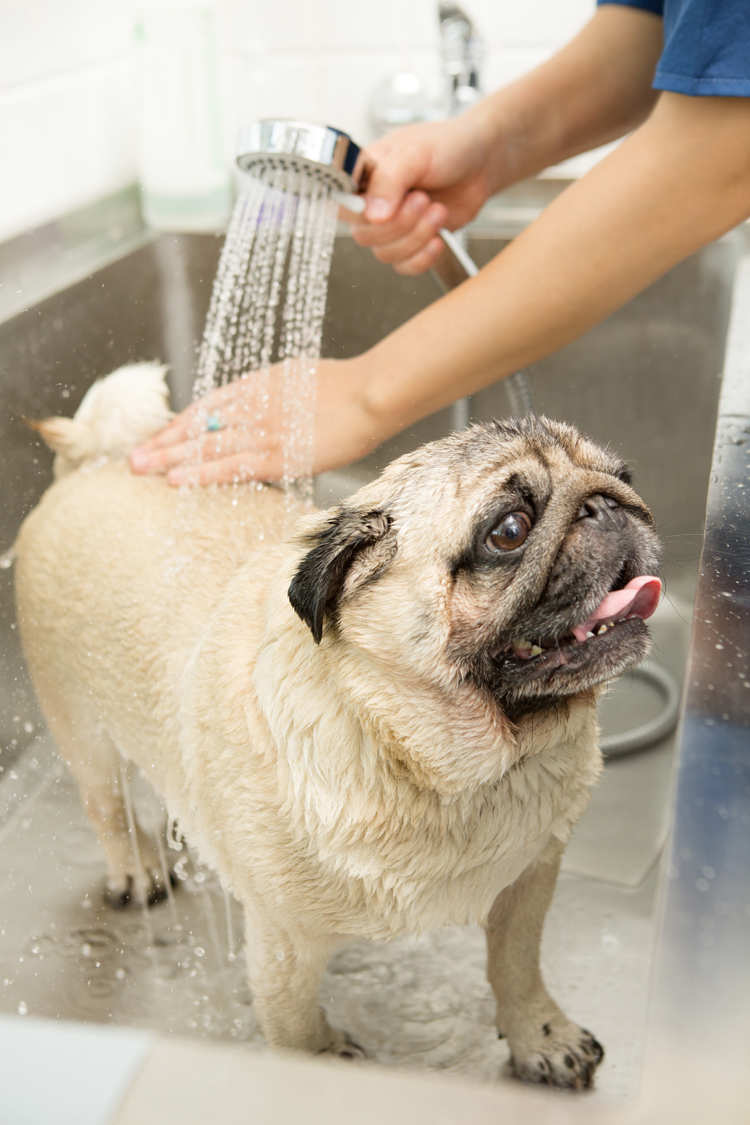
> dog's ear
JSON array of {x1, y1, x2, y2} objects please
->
[{"x1": 288, "y1": 508, "x2": 395, "y2": 643}]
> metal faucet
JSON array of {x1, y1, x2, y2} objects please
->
[
  {"x1": 369, "y1": 3, "x2": 484, "y2": 134},
  {"x1": 438, "y1": 2, "x2": 484, "y2": 115}
]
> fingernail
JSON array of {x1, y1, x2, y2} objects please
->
[
  {"x1": 366, "y1": 198, "x2": 392, "y2": 221},
  {"x1": 130, "y1": 449, "x2": 151, "y2": 472}
]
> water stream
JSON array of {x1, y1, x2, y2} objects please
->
[
  {"x1": 191, "y1": 165, "x2": 340, "y2": 502},
  {"x1": 104, "y1": 163, "x2": 343, "y2": 1024}
]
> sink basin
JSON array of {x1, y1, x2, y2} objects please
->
[{"x1": 0, "y1": 211, "x2": 747, "y2": 1120}]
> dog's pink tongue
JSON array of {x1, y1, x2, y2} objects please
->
[{"x1": 571, "y1": 576, "x2": 661, "y2": 642}]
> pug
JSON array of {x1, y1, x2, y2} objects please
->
[{"x1": 14, "y1": 364, "x2": 660, "y2": 1090}]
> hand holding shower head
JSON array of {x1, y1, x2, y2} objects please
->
[{"x1": 235, "y1": 118, "x2": 477, "y2": 295}]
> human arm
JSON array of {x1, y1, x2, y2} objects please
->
[
  {"x1": 355, "y1": 92, "x2": 750, "y2": 433},
  {"x1": 351, "y1": 4, "x2": 664, "y2": 274}
]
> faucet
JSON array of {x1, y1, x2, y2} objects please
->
[
  {"x1": 438, "y1": 2, "x2": 484, "y2": 115},
  {"x1": 369, "y1": 3, "x2": 484, "y2": 135}
]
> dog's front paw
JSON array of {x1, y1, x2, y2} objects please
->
[{"x1": 507, "y1": 1017, "x2": 604, "y2": 1090}]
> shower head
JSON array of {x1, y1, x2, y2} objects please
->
[{"x1": 236, "y1": 119, "x2": 372, "y2": 197}]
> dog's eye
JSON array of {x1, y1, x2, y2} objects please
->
[{"x1": 485, "y1": 512, "x2": 532, "y2": 552}]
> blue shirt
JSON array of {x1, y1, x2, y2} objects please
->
[{"x1": 598, "y1": 0, "x2": 750, "y2": 96}]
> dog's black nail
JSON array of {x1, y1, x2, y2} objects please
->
[
  {"x1": 146, "y1": 881, "x2": 169, "y2": 907},
  {"x1": 580, "y1": 1031, "x2": 604, "y2": 1062}
]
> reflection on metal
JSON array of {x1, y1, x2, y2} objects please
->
[{"x1": 645, "y1": 245, "x2": 750, "y2": 1103}]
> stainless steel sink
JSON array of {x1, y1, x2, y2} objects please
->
[{"x1": 0, "y1": 204, "x2": 748, "y2": 1121}]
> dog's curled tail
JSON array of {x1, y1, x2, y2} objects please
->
[{"x1": 28, "y1": 361, "x2": 173, "y2": 479}]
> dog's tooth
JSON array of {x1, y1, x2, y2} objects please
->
[
  {"x1": 585, "y1": 631, "x2": 595, "y2": 640},
  {"x1": 596, "y1": 623, "x2": 609, "y2": 635},
  {"x1": 529, "y1": 644, "x2": 543, "y2": 657}
]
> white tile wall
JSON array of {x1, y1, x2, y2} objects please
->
[
  {"x1": 0, "y1": 1, "x2": 137, "y2": 89},
  {"x1": 1, "y1": 0, "x2": 597, "y2": 239},
  {"x1": 0, "y1": 0, "x2": 139, "y2": 240},
  {"x1": 0, "y1": 60, "x2": 139, "y2": 241}
]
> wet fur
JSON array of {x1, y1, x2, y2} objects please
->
[{"x1": 14, "y1": 366, "x2": 659, "y2": 1088}]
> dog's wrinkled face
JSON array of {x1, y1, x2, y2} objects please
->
[{"x1": 289, "y1": 417, "x2": 660, "y2": 721}]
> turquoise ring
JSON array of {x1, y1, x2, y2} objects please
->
[{"x1": 205, "y1": 413, "x2": 223, "y2": 432}]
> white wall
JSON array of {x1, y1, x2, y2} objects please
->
[
  {"x1": 0, "y1": 0, "x2": 595, "y2": 240},
  {"x1": 0, "y1": 0, "x2": 139, "y2": 240}
]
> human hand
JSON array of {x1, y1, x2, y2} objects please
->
[
  {"x1": 346, "y1": 112, "x2": 493, "y2": 275},
  {"x1": 129, "y1": 357, "x2": 387, "y2": 486}
]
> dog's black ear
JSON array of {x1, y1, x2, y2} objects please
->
[{"x1": 288, "y1": 508, "x2": 394, "y2": 643}]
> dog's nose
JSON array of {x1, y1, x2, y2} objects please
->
[{"x1": 576, "y1": 494, "x2": 620, "y2": 523}]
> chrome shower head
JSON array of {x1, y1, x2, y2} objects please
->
[{"x1": 236, "y1": 119, "x2": 371, "y2": 197}]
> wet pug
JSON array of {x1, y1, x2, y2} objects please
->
[{"x1": 15, "y1": 364, "x2": 660, "y2": 1089}]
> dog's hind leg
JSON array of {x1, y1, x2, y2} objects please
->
[
  {"x1": 484, "y1": 837, "x2": 604, "y2": 1090},
  {"x1": 36, "y1": 685, "x2": 171, "y2": 907},
  {"x1": 72, "y1": 741, "x2": 172, "y2": 909},
  {"x1": 245, "y1": 919, "x2": 362, "y2": 1057}
]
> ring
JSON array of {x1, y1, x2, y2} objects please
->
[{"x1": 205, "y1": 413, "x2": 223, "y2": 432}]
